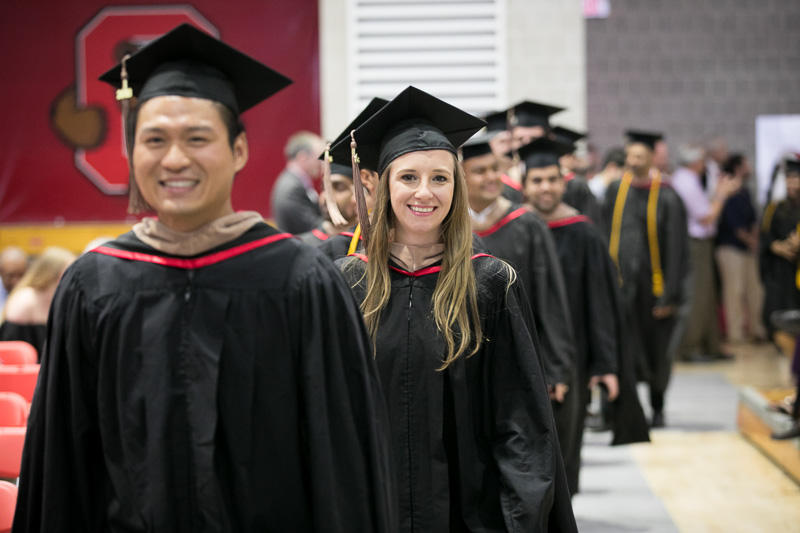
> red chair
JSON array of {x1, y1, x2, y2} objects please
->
[
  {"x1": 0, "y1": 392, "x2": 27, "y2": 427},
  {"x1": 0, "y1": 427, "x2": 26, "y2": 479},
  {"x1": 0, "y1": 341, "x2": 37, "y2": 365},
  {"x1": 0, "y1": 480, "x2": 18, "y2": 533},
  {"x1": 0, "y1": 365, "x2": 40, "y2": 402}
]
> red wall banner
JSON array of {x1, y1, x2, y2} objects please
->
[{"x1": 0, "y1": 1, "x2": 320, "y2": 224}]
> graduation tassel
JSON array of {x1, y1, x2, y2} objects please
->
[
  {"x1": 321, "y1": 143, "x2": 348, "y2": 227},
  {"x1": 350, "y1": 130, "x2": 371, "y2": 248},
  {"x1": 116, "y1": 54, "x2": 151, "y2": 214}
]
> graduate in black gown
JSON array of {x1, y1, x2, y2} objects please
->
[
  {"x1": 523, "y1": 137, "x2": 649, "y2": 495},
  {"x1": 331, "y1": 86, "x2": 577, "y2": 532},
  {"x1": 760, "y1": 160, "x2": 800, "y2": 340},
  {"x1": 482, "y1": 110, "x2": 524, "y2": 204},
  {"x1": 602, "y1": 131, "x2": 691, "y2": 428},
  {"x1": 316, "y1": 98, "x2": 388, "y2": 261},
  {"x1": 295, "y1": 161, "x2": 358, "y2": 247},
  {"x1": 551, "y1": 126, "x2": 602, "y2": 224},
  {"x1": 461, "y1": 133, "x2": 577, "y2": 459},
  {"x1": 14, "y1": 24, "x2": 397, "y2": 533}
]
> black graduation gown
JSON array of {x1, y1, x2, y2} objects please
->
[
  {"x1": 562, "y1": 174, "x2": 602, "y2": 225},
  {"x1": 474, "y1": 206, "x2": 576, "y2": 389},
  {"x1": 473, "y1": 206, "x2": 578, "y2": 492},
  {"x1": 13, "y1": 223, "x2": 397, "y2": 533},
  {"x1": 295, "y1": 225, "x2": 330, "y2": 247},
  {"x1": 338, "y1": 253, "x2": 577, "y2": 533},
  {"x1": 602, "y1": 180, "x2": 691, "y2": 408},
  {"x1": 500, "y1": 174, "x2": 524, "y2": 204},
  {"x1": 318, "y1": 229, "x2": 361, "y2": 262},
  {"x1": 548, "y1": 215, "x2": 649, "y2": 494},
  {"x1": 0, "y1": 321, "x2": 46, "y2": 360},
  {"x1": 760, "y1": 200, "x2": 800, "y2": 334}
]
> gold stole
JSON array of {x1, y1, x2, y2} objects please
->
[{"x1": 609, "y1": 170, "x2": 665, "y2": 297}]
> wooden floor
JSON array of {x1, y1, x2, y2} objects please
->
[
  {"x1": 573, "y1": 341, "x2": 800, "y2": 533},
  {"x1": 632, "y1": 431, "x2": 800, "y2": 533}
]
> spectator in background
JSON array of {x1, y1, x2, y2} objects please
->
[
  {"x1": 670, "y1": 143, "x2": 739, "y2": 362},
  {"x1": 653, "y1": 139, "x2": 672, "y2": 176},
  {"x1": 0, "y1": 246, "x2": 28, "y2": 309},
  {"x1": 703, "y1": 137, "x2": 729, "y2": 199},
  {"x1": 716, "y1": 154, "x2": 766, "y2": 344},
  {"x1": 0, "y1": 246, "x2": 75, "y2": 357},
  {"x1": 589, "y1": 147, "x2": 626, "y2": 203},
  {"x1": 270, "y1": 131, "x2": 326, "y2": 234}
]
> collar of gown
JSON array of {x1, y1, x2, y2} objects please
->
[
  {"x1": 133, "y1": 211, "x2": 264, "y2": 257},
  {"x1": 388, "y1": 242, "x2": 445, "y2": 272}
]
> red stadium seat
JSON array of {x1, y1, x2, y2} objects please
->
[
  {"x1": 0, "y1": 341, "x2": 37, "y2": 365},
  {"x1": 0, "y1": 427, "x2": 26, "y2": 479},
  {"x1": 0, "y1": 365, "x2": 40, "y2": 402},
  {"x1": 0, "y1": 480, "x2": 18, "y2": 533},
  {"x1": 0, "y1": 392, "x2": 27, "y2": 427}
]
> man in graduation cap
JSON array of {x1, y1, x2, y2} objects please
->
[
  {"x1": 314, "y1": 97, "x2": 388, "y2": 260},
  {"x1": 460, "y1": 132, "x2": 577, "y2": 442},
  {"x1": 482, "y1": 109, "x2": 524, "y2": 204},
  {"x1": 523, "y1": 136, "x2": 650, "y2": 494},
  {"x1": 295, "y1": 160, "x2": 358, "y2": 247},
  {"x1": 13, "y1": 24, "x2": 397, "y2": 533},
  {"x1": 551, "y1": 125, "x2": 603, "y2": 224},
  {"x1": 760, "y1": 159, "x2": 800, "y2": 341},
  {"x1": 602, "y1": 130, "x2": 691, "y2": 428}
]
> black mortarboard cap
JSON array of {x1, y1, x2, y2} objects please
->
[
  {"x1": 330, "y1": 162, "x2": 353, "y2": 178},
  {"x1": 509, "y1": 101, "x2": 565, "y2": 129},
  {"x1": 786, "y1": 159, "x2": 800, "y2": 175},
  {"x1": 460, "y1": 131, "x2": 496, "y2": 161},
  {"x1": 330, "y1": 86, "x2": 486, "y2": 175},
  {"x1": 551, "y1": 125, "x2": 586, "y2": 148},
  {"x1": 325, "y1": 97, "x2": 389, "y2": 168},
  {"x1": 99, "y1": 23, "x2": 292, "y2": 115},
  {"x1": 515, "y1": 137, "x2": 574, "y2": 170},
  {"x1": 483, "y1": 110, "x2": 508, "y2": 133},
  {"x1": 625, "y1": 130, "x2": 664, "y2": 151}
]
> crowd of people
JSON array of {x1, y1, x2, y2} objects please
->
[{"x1": 4, "y1": 22, "x2": 799, "y2": 531}]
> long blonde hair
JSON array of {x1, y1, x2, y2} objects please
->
[
  {"x1": 360, "y1": 152, "x2": 482, "y2": 369},
  {"x1": 1, "y1": 247, "x2": 75, "y2": 323}
]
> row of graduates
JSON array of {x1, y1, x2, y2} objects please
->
[
  {"x1": 306, "y1": 99, "x2": 686, "y2": 492},
  {"x1": 14, "y1": 22, "x2": 696, "y2": 533},
  {"x1": 13, "y1": 24, "x2": 580, "y2": 532}
]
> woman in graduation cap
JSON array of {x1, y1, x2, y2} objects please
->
[{"x1": 331, "y1": 86, "x2": 577, "y2": 533}]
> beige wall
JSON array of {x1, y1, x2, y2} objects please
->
[
  {"x1": 505, "y1": 0, "x2": 586, "y2": 130},
  {"x1": 319, "y1": 0, "x2": 587, "y2": 137}
]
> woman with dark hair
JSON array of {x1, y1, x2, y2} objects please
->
[{"x1": 332, "y1": 87, "x2": 576, "y2": 532}]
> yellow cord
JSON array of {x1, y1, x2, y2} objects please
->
[
  {"x1": 647, "y1": 171, "x2": 664, "y2": 297},
  {"x1": 609, "y1": 170, "x2": 664, "y2": 296},
  {"x1": 348, "y1": 224, "x2": 362, "y2": 255},
  {"x1": 762, "y1": 201, "x2": 777, "y2": 233}
]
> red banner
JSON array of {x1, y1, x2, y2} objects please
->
[{"x1": 0, "y1": 1, "x2": 320, "y2": 223}]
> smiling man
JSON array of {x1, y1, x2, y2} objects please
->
[{"x1": 13, "y1": 24, "x2": 396, "y2": 533}]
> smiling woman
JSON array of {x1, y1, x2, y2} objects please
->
[{"x1": 332, "y1": 86, "x2": 578, "y2": 532}]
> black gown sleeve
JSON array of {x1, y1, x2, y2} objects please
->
[
  {"x1": 288, "y1": 254, "x2": 398, "y2": 533},
  {"x1": 530, "y1": 218, "x2": 576, "y2": 387},
  {"x1": 584, "y1": 227, "x2": 619, "y2": 377},
  {"x1": 483, "y1": 267, "x2": 577, "y2": 533},
  {"x1": 656, "y1": 190, "x2": 691, "y2": 309},
  {"x1": 14, "y1": 264, "x2": 107, "y2": 532}
]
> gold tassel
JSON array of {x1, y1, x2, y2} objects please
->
[
  {"x1": 351, "y1": 130, "x2": 371, "y2": 248},
  {"x1": 321, "y1": 143, "x2": 347, "y2": 226},
  {"x1": 117, "y1": 54, "x2": 151, "y2": 214}
]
